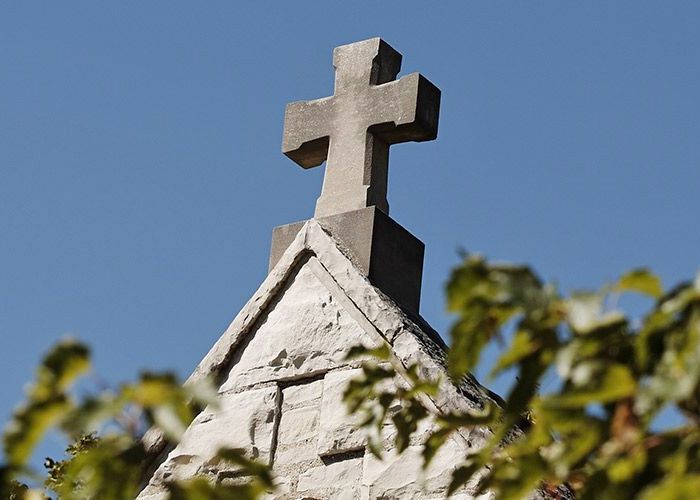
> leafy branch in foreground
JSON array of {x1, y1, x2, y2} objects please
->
[
  {"x1": 345, "y1": 256, "x2": 700, "y2": 499},
  {"x1": 0, "y1": 339, "x2": 273, "y2": 500}
]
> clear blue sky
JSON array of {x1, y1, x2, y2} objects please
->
[{"x1": 2, "y1": 1, "x2": 699, "y2": 443}]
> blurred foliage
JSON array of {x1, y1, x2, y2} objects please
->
[
  {"x1": 4, "y1": 254, "x2": 699, "y2": 499},
  {"x1": 345, "y1": 256, "x2": 700, "y2": 499},
  {"x1": 0, "y1": 339, "x2": 273, "y2": 499}
]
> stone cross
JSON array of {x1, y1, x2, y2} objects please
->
[{"x1": 282, "y1": 38, "x2": 441, "y2": 218}]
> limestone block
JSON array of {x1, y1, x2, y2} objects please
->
[
  {"x1": 318, "y1": 369, "x2": 367, "y2": 456},
  {"x1": 269, "y1": 474, "x2": 292, "y2": 497},
  {"x1": 136, "y1": 494, "x2": 168, "y2": 500},
  {"x1": 220, "y1": 263, "x2": 371, "y2": 391},
  {"x1": 380, "y1": 411, "x2": 436, "y2": 452},
  {"x1": 361, "y1": 447, "x2": 423, "y2": 499},
  {"x1": 275, "y1": 405, "x2": 320, "y2": 464},
  {"x1": 274, "y1": 379, "x2": 324, "y2": 465},
  {"x1": 278, "y1": 406, "x2": 320, "y2": 443},
  {"x1": 361, "y1": 436, "x2": 472, "y2": 499},
  {"x1": 281, "y1": 378, "x2": 323, "y2": 409},
  {"x1": 147, "y1": 386, "x2": 279, "y2": 487},
  {"x1": 297, "y1": 456, "x2": 364, "y2": 499}
]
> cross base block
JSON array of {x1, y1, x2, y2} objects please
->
[{"x1": 269, "y1": 207, "x2": 424, "y2": 314}]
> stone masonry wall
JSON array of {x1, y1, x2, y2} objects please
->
[{"x1": 138, "y1": 239, "x2": 490, "y2": 499}]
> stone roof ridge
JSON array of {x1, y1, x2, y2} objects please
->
[{"x1": 307, "y1": 219, "x2": 503, "y2": 409}]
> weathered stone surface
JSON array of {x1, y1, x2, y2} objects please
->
[
  {"x1": 282, "y1": 38, "x2": 440, "y2": 219},
  {"x1": 282, "y1": 377, "x2": 323, "y2": 409},
  {"x1": 219, "y1": 262, "x2": 373, "y2": 391},
  {"x1": 270, "y1": 206, "x2": 425, "y2": 314},
  {"x1": 178, "y1": 387, "x2": 279, "y2": 464},
  {"x1": 318, "y1": 368, "x2": 367, "y2": 456},
  {"x1": 278, "y1": 406, "x2": 319, "y2": 444},
  {"x1": 139, "y1": 386, "x2": 279, "y2": 497},
  {"x1": 362, "y1": 448, "x2": 424, "y2": 499},
  {"x1": 275, "y1": 405, "x2": 320, "y2": 464},
  {"x1": 361, "y1": 437, "x2": 475, "y2": 499},
  {"x1": 136, "y1": 494, "x2": 169, "y2": 500},
  {"x1": 297, "y1": 456, "x2": 364, "y2": 499},
  {"x1": 302, "y1": 222, "x2": 413, "y2": 343}
]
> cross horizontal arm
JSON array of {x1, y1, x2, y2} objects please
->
[
  {"x1": 368, "y1": 73, "x2": 441, "y2": 145},
  {"x1": 282, "y1": 97, "x2": 333, "y2": 168}
]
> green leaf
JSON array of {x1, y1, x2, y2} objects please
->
[
  {"x1": 3, "y1": 396, "x2": 70, "y2": 467},
  {"x1": 447, "y1": 461, "x2": 482, "y2": 495},
  {"x1": 391, "y1": 399, "x2": 428, "y2": 453},
  {"x1": 447, "y1": 256, "x2": 543, "y2": 312},
  {"x1": 616, "y1": 268, "x2": 663, "y2": 298},
  {"x1": 446, "y1": 255, "x2": 551, "y2": 378},
  {"x1": 642, "y1": 307, "x2": 700, "y2": 407},
  {"x1": 566, "y1": 292, "x2": 625, "y2": 335},
  {"x1": 438, "y1": 403, "x2": 500, "y2": 429},
  {"x1": 491, "y1": 456, "x2": 548, "y2": 500},
  {"x1": 26, "y1": 338, "x2": 90, "y2": 401},
  {"x1": 3, "y1": 340, "x2": 91, "y2": 467},
  {"x1": 607, "y1": 448, "x2": 647, "y2": 483},
  {"x1": 543, "y1": 363, "x2": 636, "y2": 408},
  {"x1": 61, "y1": 392, "x2": 126, "y2": 435},
  {"x1": 217, "y1": 448, "x2": 274, "y2": 490},
  {"x1": 490, "y1": 328, "x2": 540, "y2": 377},
  {"x1": 54, "y1": 435, "x2": 145, "y2": 500},
  {"x1": 151, "y1": 405, "x2": 188, "y2": 441},
  {"x1": 185, "y1": 378, "x2": 221, "y2": 409},
  {"x1": 168, "y1": 475, "x2": 268, "y2": 500},
  {"x1": 344, "y1": 343, "x2": 391, "y2": 361},
  {"x1": 639, "y1": 474, "x2": 700, "y2": 500},
  {"x1": 448, "y1": 309, "x2": 493, "y2": 377},
  {"x1": 422, "y1": 427, "x2": 451, "y2": 467},
  {"x1": 123, "y1": 372, "x2": 180, "y2": 407},
  {"x1": 531, "y1": 406, "x2": 604, "y2": 477},
  {"x1": 0, "y1": 475, "x2": 30, "y2": 500}
]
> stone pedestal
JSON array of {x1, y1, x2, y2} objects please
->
[{"x1": 269, "y1": 207, "x2": 424, "y2": 314}]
